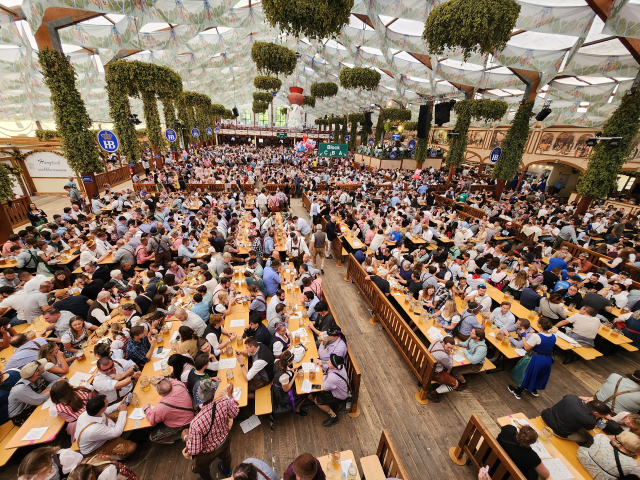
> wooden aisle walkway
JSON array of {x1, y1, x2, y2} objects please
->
[{"x1": 3, "y1": 197, "x2": 640, "y2": 479}]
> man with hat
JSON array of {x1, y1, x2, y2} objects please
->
[
  {"x1": 309, "y1": 354, "x2": 349, "y2": 427},
  {"x1": 591, "y1": 371, "x2": 640, "y2": 415},
  {"x1": 182, "y1": 379, "x2": 238, "y2": 479},
  {"x1": 457, "y1": 302, "x2": 486, "y2": 341},
  {"x1": 283, "y1": 453, "x2": 325, "y2": 480},
  {"x1": 8, "y1": 359, "x2": 58, "y2": 421}
]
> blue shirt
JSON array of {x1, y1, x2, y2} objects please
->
[
  {"x1": 354, "y1": 250, "x2": 366, "y2": 264},
  {"x1": 520, "y1": 287, "x2": 543, "y2": 310},
  {"x1": 545, "y1": 257, "x2": 568, "y2": 272},
  {"x1": 190, "y1": 301, "x2": 210, "y2": 322},
  {"x1": 389, "y1": 231, "x2": 401, "y2": 243},
  {"x1": 263, "y1": 267, "x2": 282, "y2": 297},
  {"x1": 554, "y1": 280, "x2": 570, "y2": 292},
  {"x1": 263, "y1": 237, "x2": 275, "y2": 255},
  {"x1": 390, "y1": 196, "x2": 400, "y2": 207},
  {"x1": 417, "y1": 185, "x2": 428, "y2": 194}
]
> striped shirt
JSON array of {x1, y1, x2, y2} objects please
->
[{"x1": 54, "y1": 389, "x2": 92, "y2": 423}]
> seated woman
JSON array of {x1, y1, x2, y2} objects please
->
[
  {"x1": 419, "y1": 285, "x2": 438, "y2": 314},
  {"x1": 504, "y1": 270, "x2": 528, "y2": 300},
  {"x1": 271, "y1": 322, "x2": 291, "y2": 359},
  {"x1": 38, "y1": 342, "x2": 71, "y2": 376},
  {"x1": 578, "y1": 431, "x2": 640, "y2": 479},
  {"x1": 615, "y1": 310, "x2": 640, "y2": 348},
  {"x1": 62, "y1": 317, "x2": 99, "y2": 354},
  {"x1": 497, "y1": 422, "x2": 550, "y2": 480},
  {"x1": 271, "y1": 350, "x2": 309, "y2": 415},
  {"x1": 435, "y1": 299, "x2": 461, "y2": 334},
  {"x1": 49, "y1": 379, "x2": 94, "y2": 440},
  {"x1": 212, "y1": 290, "x2": 231, "y2": 316},
  {"x1": 52, "y1": 270, "x2": 73, "y2": 290},
  {"x1": 178, "y1": 325, "x2": 198, "y2": 357},
  {"x1": 203, "y1": 314, "x2": 236, "y2": 358},
  {"x1": 167, "y1": 353, "x2": 195, "y2": 385}
]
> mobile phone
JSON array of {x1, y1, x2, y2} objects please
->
[
  {"x1": 123, "y1": 392, "x2": 133, "y2": 406},
  {"x1": 157, "y1": 346, "x2": 163, "y2": 353},
  {"x1": 482, "y1": 466, "x2": 490, "y2": 474},
  {"x1": 312, "y1": 384, "x2": 321, "y2": 390}
]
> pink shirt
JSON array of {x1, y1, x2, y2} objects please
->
[
  {"x1": 145, "y1": 379, "x2": 194, "y2": 428},
  {"x1": 365, "y1": 228, "x2": 375, "y2": 245}
]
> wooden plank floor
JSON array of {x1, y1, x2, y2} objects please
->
[{"x1": 3, "y1": 197, "x2": 640, "y2": 479}]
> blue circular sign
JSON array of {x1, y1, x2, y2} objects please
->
[
  {"x1": 329, "y1": 133, "x2": 334, "y2": 140},
  {"x1": 97, "y1": 130, "x2": 119, "y2": 152},
  {"x1": 490, "y1": 146, "x2": 502, "y2": 163},
  {"x1": 390, "y1": 151, "x2": 396, "y2": 159},
  {"x1": 431, "y1": 149, "x2": 437, "y2": 157},
  {"x1": 206, "y1": 127, "x2": 213, "y2": 135},
  {"x1": 191, "y1": 128, "x2": 200, "y2": 138},
  {"x1": 392, "y1": 133, "x2": 400, "y2": 141},
  {"x1": 408, "y1": 139, "x2": 416, "y2": 150},
  {"x1": 214, "y1": 127, "x2": 221, "y2": 134},
  {"x1": 164, "y1": 128, "x2": 177, "y2": 143},
  {"x1": 345, "y1": 135, "x2": 350, "y2": 142},
  {"x1": 368, "y1": 137, "x2": 374, "y2": 146}
]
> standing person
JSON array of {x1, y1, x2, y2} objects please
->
[
  {"x1": 310, "y1": 224, "x2": 327, "y2": 274},
  {"x1": 508, "y1": 317, "x2": 556, "y2": 400},
  {"x1": 182, "y1": 380, "x2": 238, "y2": 479}
]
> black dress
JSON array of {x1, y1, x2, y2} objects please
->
[{"x1": 496, "y1": 425, "x2": 541, "y2": 480}]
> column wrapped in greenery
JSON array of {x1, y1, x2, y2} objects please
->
[
  {"x1": 160, "y1": 96, "x2": 180, "y2": 149},
  {"x1": 348, "y1": 113, "x2": 364, "y2": 149},
  {"x1": 176, "y1": 95, "x2": 193, "y2": 146},
  {"x1": 577, "y1": 90, "x2": 640, "y2": 199},
  {"x1": 38, "y1": 48, "x2": 103, "y2": 173},
  {"x1": 105, "y1": 70, "x2": 140, "y2": 164},
  {"x1": 374, "y1": 108, "x2": 412, "y2": 146},
  {"x1": 413, "y1": 105, "x2": 432, "y2": 165},
  {"x1": 447, "y1": 99, "x2": 508, "y2": 166},
  {"x1": 492, "y1": 100, "x2": 534, "y2": 182},
  {"x1": 141, "y1": 91, "x2": 163, "y2": 151}
]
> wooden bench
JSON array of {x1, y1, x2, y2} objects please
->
[
  {"x1": 0, "y1": 421, "x2": 20, "y2": 467},
  {"x1": 563, "y1": 346, "x2": 603, "y2": 364},
  {"x1": 620, "y1": 343, "x2": 639, "y2": 352},
  {"x1": 479, "y1": 358, "x2": 496, "y2": 372},
  {"x1": 450, "y1": 413, "x2": 526, "y2": 479},
  {"x1": 255, "y1": 382, "x2": 273, "y2": 416},
  {"x1": 360, "y1": 429, "x2": 410, "y2": 480}
]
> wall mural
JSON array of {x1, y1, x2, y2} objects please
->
[
  {"x1": 490, "y1": 130, "x2": 507, "y2": 149},
  {"x1": 467, "y1": 130, "x2": 487, "y2": 147},
  {"x1": 536, "y1": 131, "x2": 591, "y2": 157},
  {"x1": 431, "y1": 129, "x2": 450, "y2": 145},
  {"x1": 536, "y1": 132, "x2": 555, "y2": 153}
]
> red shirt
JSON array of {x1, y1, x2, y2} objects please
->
[{"x1": 145, "y1": 379, "x2": 194, "y2": 428}]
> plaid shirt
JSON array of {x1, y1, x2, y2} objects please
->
[
  {"x1": 251, "y1": 238, "x2": 263, "y2": 256},
  {"x1": 185, "y1": 396, "x2": 239, "y2": 456},
  {"x1": 126, "y1": 336, "x2": 151, "y2": 367},
  {"x1": 434, "y1": 285, "x2": 452, "y2": 311}
]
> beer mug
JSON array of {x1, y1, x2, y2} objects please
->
[
  {"x1": 501, "y1": 335, "x2": 510, "y2": 346},
  {"x1": 309, "y1": 369, "x2": 316, "y2": 381},
  {"x1": 140, "y1": 376, "x2": 150, "y2": 392},
  {"x1": 131, "y1": 392, "x2": 140, "y2": 407},
  {"x1": 540, "y1": 427, "x2": 553, "y2": 442},
  {"x1": 225, "y1": 345, "x2": 233, "y2": 356},
  {"x1": 161, "y1": 360, "x2": 171, "y2": 376},
  {"x1": 297, "y1": 369, "x2": 304, "y2": 383},
  {"x1": 331, "y1": 451, "x2": 341, "y2": 469},
  {"x1": 226, "y1": 369, "x2": 234, "y2": 381},
  {"x1": 347, "y1": 465, "x2": 357, "y2": 480},
  {"x1": 75, "y1": 349, "x2": 86, "y2": 362}
]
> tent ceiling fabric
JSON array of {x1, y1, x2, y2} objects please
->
[{"x1": 0, "y1": 0, "x2": 639, "y2": 129}]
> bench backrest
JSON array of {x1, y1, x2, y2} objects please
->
[{"x1": 377, "y1": 429, "x2": 410, "y2": 479}]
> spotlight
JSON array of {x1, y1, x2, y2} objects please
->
[
  {"x1": 448, "y1": 130, "x2": 460, "y2": 138},
  {"x1": 585, "y1": 137, "x2": 598, "y2": 147},
  {"x1": 535, "y1": 102, "x2": 552, "y2": 121},
  {"x1": 585, "y1": 131, "x2": 623, "y2": 148},
  {"x1": 128, "y1": 114, "x2": 141, "y2": 126}
]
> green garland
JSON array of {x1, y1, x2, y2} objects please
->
[
  {"x1": 577, "y1": 90, "x2": 640, "y2": 198},
  {"x1": 253, "y1": 92, "x2": 273, "y2": 104},
  {"x1": 374, "y1": 108, "x2": 412, "y2": 145},
  {"x1": 424, "y1": 0, "x2": 521, "y2": 61},
  {"x1": 315, "y1": 119, "x2": 329, "y2": 126},
  {"x1": 302, "y1": 96, "x2": 316, "y2": 108},
  {"x1": 310, "y1": 82, "x2": 339, "y2": 99},
  {"x1": 160, "y1": 96, "x2": 181, "y2": 149},
  {"x1": 339, "y1": 67, "x2": 381, "y2": 91},
  {"x1": 447, "y1": 99, "x2": 508, "y2": 166},
  {"x1": 414, "y1": 138, "x2": 429, "y2": 164},
  {"x1": 254, "y1": 76, "x2": 282, "y2": 91},
  {"x1": 347, "y1": 113, "x2": 364, "y2": 150},
  {"x1": 492, "y1": 100, "x2": 534, "y2": 182},
  {"x1": 262, "y1": 0, "x2": 353, "y2": 40},
  {"x1": 35, "y1": 129, "x2": 58, "y2": 141},
  {"x1": 251, "y1": 42, "x2": 297, "y2": 76},
  {"x1": 253, "y1": 101, "x2": 269, "y2": 114},
  {"x1": 0, "y1": 163, "x2": 19, "y2": 202},
  {"x1": 38, "y1": 48, "x2": 103, "y2": 173},
  {"x1": 141, "y1": 91, "x2": 163, "y2": 150}
]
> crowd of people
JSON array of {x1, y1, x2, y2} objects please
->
[{"x1": 3, "y1": 140, "x2": 640, "y2": 480}]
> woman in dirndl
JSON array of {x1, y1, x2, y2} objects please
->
[{"x1": 508, "y1": 316, "x2": 556, "y2": 400}]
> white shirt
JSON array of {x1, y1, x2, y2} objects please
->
[
  {"x1": 246, "y1": 347, "x2": 268, "y2": 381},
  {"x1": 23, "y1": 274, "x2": 50, "y2": 293},
  {"x1": 93, "y1": 359, "x2": 133, "y2": 404},
  {"x1": 465, "y1": 291, "x2": 492, "y2": 313},
  {"x1": 182, "y1": 311, "x2": 206, "y2": 337},
  {"x1": 285, "y1": 236, "x2": 309, "y2": 257},
  {"x1": 75, "y1": 408, "x2": 126, "y2": 454},
  {"x1": 91, "y1": 301, "x2": 112, "y2": 324},
  {"x1": 80, "y1": 250, "x2": 99, "y2": 268},
  {"x1": 267, "y1": 296, "x2": 285, "y2": 320}
]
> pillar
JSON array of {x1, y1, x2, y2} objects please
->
[
  {"x1": 576, "y1": 195, "x2": 593, "y2": 215},
  {"x1": 80, "y1": 172, "x2": 98, "y2": 199},
  {"x1": 494, "y1": 179, "x2": 506, "y2": 200},
  {"x1": 446, "y1": 164, "x2": 456, "y2": 183}
]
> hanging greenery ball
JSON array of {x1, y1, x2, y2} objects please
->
[
  {"x1": 251, "y1": 42, "x2": 297, "y2": 76},
  {"x1": 423, "y1": 0, "x2": 521, "y2": 61},
  {"x1": 254, "y1": 76, "x2": 282, "y2": 92},
  {"x1": 253, "y1": 92, "x2": 273, "y2": 104},
  {"x1": 310, "y1": 82, "x2": 339, "y2": 99},
  {"x1": 253, "y1": 101, "x2": 269, "y2": 114},
  {"x1": 262, "y1": 0, "x2": 353, "y2": 40},
  {"x1": 339, "y1": 67, "x2": 381, "y2": 91},
  {"x1": 314, "y1": 118, "x2": 329, "y2": 126},
  {"x1": 303, "y1": 96, "x2": 316, "y2": 108},
  {"x1": 211, "y1": 104, "x2": 226, "y2": 117}
]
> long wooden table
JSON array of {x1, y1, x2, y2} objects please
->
[{"x1": 497, "y1": 412, "x2": 590, "y2": 480}]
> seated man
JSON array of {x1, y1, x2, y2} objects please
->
[
  {"x1": 309, "y1": 354, "x2": 349, "y2": 428},
  {"x1": 93, "y1": 356, "x2": 140, "y2": 406},
  {"x1": 8, "y1": 359, "x2": 58, "y2": 423},
  {"x1": 489, "y1": 301, "x2": 516, "y2": 329},
  {"x1": 451, "y1": 328, "x2": 488, "y2": 387},
  {"x1": 554, "y1": 305, "x2": 600, "y2": 347},
  {"x1": 364, "y1": 268, "x2": 390, "y2": 297},
  {"x1": 427, "y1": 336, "x2": 464, "y2": 403},
  {"x1": 306, "y1": 301, "x2": 335, "y2": 342},
  {"x1": 235, "y1": 336, "x2": 275, "y2": 399},
  {"x1": 457, "y1": 302, "x2": 485, "y2": 341},
  {"x1": 75, "y1": 394, "x2": 137, "y2": 460},
  {"x1": 143, "y1": 378, "x2": 195, "y2": 444},
  {"x1": 592, "y1": 370, "x2": 640, "y2": 415},
  {"x1": 242, "y1": 314, "x2": 272, "y2": 347},
  {"x1": 126, "y1": 325, "x2": 157, "y2": 368},
  {"x1": 541, "y1": 394, "x2": 611, "y2": 445},
  {"x1": 4, "y1": 335, "x2": 48, "y2": 370},
  {"x1": 520, "y1": 283, "x2": 543, "y2": 311}
]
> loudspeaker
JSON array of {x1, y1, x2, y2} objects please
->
[
  {"x1": 417, "y1": 104, "x2": 431, "y2": 139},
  {"x1": 363, "y1": 112, "x2": 373, "y2": 134},
  {"x1": 535, "y1": 106, "x2": 552, "y2": 121},
  {"x1": 434, "y1": 102, "x2": 452, "y2": 126},
  {"x1": 232, "y1": 107, "x2": 239, "y2": 117}
]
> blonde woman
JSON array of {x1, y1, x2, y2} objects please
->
[
  {"x1": 38, "y1": 342, "x2": 70, "y2": 375},
  {"x1": 504, "y1": 270, "x2": 528, "y2": 300},
  {"x1": 435, "y1": 299, "x2": 461, "y2": 333},
  {"x1": 213, "y1": 290, "x2": 231, "y2": 315}
]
